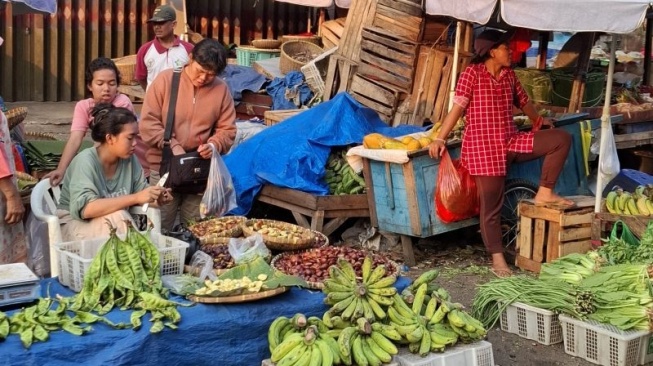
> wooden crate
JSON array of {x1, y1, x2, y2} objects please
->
[
  {"x1": 590, "y1": 211, "x2": 649, "y2": 247},
  {"x1": 235, "y1": 91, "x2": 272, "y2": 120},
  {"x1": 358, "y1": 26, "x2": 419, "y2": 93},
  {"x1": 319, "y1": 17, "x2": 346, "y2": 50},
  {"x1": 349, "y1": 73, "x2": 404, "y2": 123},
  {"x1": 323, "y1": 54, "x2": 358, "y2": 101},
  {"x1": 256, "y1": 185, "x2": 369, "y2": 236},
  {"x1": 516, "y1": 196, "x2": 595, "y2": 273},
  {"x1": 372, "y1": 0, "x2": 424, "y2": 42},
  {"x1": 263, "y1": 109, "x2": 302, "y2": 126}
]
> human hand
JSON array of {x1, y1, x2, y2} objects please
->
[
  {"x1": 197, "y1": 143, "x2": 214, "y2": 159},
  {"x1": 428, "y1": 139, "x2": 446, "y2": 159},
  {"x1": 43, "y1": 169, "x2": 64, "y2": 186},
  {"x1": 138, "y1": 186, "x2": 165, "y2": 205},
  {"x1": 532, "y1": 116, "x2": 554, "y2": 132},
  {"x1": 5, "y1": 194, "x2": 24, "y2": 225},
  {"x1": 157, "y1": 188, "x2": 173, "y2": 206}
]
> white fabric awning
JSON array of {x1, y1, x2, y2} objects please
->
[
  {"x1": 274, "y1": 0, "x2": 351, "y2": 7},
  {"x1": 425, "y1": 0, "x2": 651, "y2": 34}
]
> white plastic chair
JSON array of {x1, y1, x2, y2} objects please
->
[{"x1": 30, "y1": 178, "x2": 161, "y2": 277}]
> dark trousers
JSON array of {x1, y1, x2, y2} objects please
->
[{"x1": 474, "y1": 129, "x2": 571, "y2": 254}]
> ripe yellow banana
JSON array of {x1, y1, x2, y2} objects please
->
[
  {"x1": 626, "y1": 197, "x2": 639, "y2": 215},
  {"x1": 636, "y1": 197, "x2": 650, "y2": 216},
  {"x1": 605, "y1": 191, "x2": 618, "y2": 213},
  {"x1": 365, "y1": 336, "x2": 393, "y2": 363}
]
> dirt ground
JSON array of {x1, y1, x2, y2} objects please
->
[{"x1": 9, "y1": 100, "x2": 597, "y2": 366}]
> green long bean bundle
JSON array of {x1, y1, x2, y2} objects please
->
[{"x1": 471, "y1": 276, "x2": 583, "y2": 329}]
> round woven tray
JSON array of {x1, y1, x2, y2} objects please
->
[
  {"x1": 280, "y1": 41, "x2": 324, "y2": 75},
  {"x1": 252, "y1": 39, "x2": 282, "y2": 49},
  {"x1": 241, "y1": 219, "x2": 314, "y2": 251},
  {"x1": 5, "y1": 107, "x2": 28, "y2": 130},
  {"x1": 270, "y1": 250, "x2": 400, "y2": 290},
  {"x1": 25, "y1": 131, "x2": 58, "y2": 141},
  {"x1": 188, "y1": 216, "x2": 247, "y2": 242},
  {"x1": 282, "y1": 35, "x2": 321, "y2": 46}
]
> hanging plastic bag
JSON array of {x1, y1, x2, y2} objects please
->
[
  {"x1": 228, "y1": 233, "x2": 271, "y2": 265},
  {"x1": 610, "y1": 220, "x2": 640, "y2": 247},
  {"x1": 200, "y1": 144, "x2": 237, "y2": 218},
  {"x1": 598, "y1": 126, "x2": 620, "y2": 184},
  {"x1": 435, "y1": 150, "x2": 479, "y2": 223}
]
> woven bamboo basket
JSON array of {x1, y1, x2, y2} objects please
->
[
  {"x1": 280, "y1": 41, "x2": 324, "y2": 75},
  {"x1": 5, "y1": 107, "x2": 28, "y2": 130},
  {"x1": 281, "y1": 34, "x2": 321, "y2": 46},
  {"x1": 241, "y1": 219, "x2": 314, "y2": 251},
  {"x1": 252, "y1": 39, "x2": 282, "y2": 49},
  {"x1": 188, "y1": 216, "x2": 247, "y2": 243},
  {"x1": 112, "y1": 55, "x2": 138, "y2": 86},
  {"x1": 25, "y1": 131, "x2": 58, "y2": 141}
]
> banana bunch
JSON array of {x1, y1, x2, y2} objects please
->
[
  {"x1": 268, "y1": 313, "x2": 309, "y2": 353},
  {"x1": 400, "y1": 270, "x2": 442, "y2": 309},
  {"x1": 389, "y1": 283, "x2": 487, "y2": 356},
  {"x1": 269, "y1": 322, "x2": 342, "y2": 366},
  {"x1": 325, "y1": 150, "x2": 366, "y2": 195},
  {"x1": 323, "y1": 257, "x2": 397, "y2": 322},
  {"x1": 337, "y1": 318, "x2": 399, "y2": 366},
  {"x1": 605, "y1": 185, "x2": 653, "y2": 216}
]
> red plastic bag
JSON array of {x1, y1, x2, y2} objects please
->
[{"x1": 435, "y1": 150, "x2": 479, "y2": 223}]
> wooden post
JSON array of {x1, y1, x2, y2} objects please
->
[
  {"x1": 75, "y1": 0, "x2": 87, "y2": 100},
  {"x1": 62, "y1": 0, "x2": 74, "y2": 101},
  {"x1": 128, "y1": 0, "x2": 137, "y2": 54},
  {"x1": 645, "y1": 20, "x2": 652, "y2": 85},
  {"x1": 536, "y1": 32, "x2": 549, "y2": 70},
  {"x1": 32, "y1": 14, "x2": 45, "y2": 101},
  {"x1": 568, "y1": 32, "x2": 595, "y2": 112},
  {"x1": 46, "y1": 11, "x2": 59, "y2": 101}
]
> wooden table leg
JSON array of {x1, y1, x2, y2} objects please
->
[
  {"x1": 400, "y1": 235, "x2": 416, "y2": 266},
  {"x1": 311, "y1": 210, "x2": 325, "y2": 232}
]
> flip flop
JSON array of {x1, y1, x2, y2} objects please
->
[{"x1": 490, "y1": 268, "x2": 513, "y2": 278}]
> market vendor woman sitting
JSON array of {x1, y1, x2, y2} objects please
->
[
  {"x1": 57, "y1": 104, "x2": 172, "y2": 241},
  {"x1": 428, "y1": 29, "x2": 573, "y2": 278}
]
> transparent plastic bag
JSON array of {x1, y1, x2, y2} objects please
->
[
  {"x1": 435, "y1": 150, "x2": 479, "y2": 223},
  {"x1": 227, "y1": 233, "x2": 271, "y2": 265},
  {"x1": 188, "y1": 250, "x2": 218, "y2": 281},
  {"x1": 200, "y1": 144, "x2": 237, "y2": 218},
  {"x1": 598, "y1": 126, "x2": 620, "y2": 183},
  {"x1": 25, "y1": 211, "x2": 50, "y2": 277}
]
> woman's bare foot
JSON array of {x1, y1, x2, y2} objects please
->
[{"x1": 533, "y1": 187, "x2": 574, "y2": 206}]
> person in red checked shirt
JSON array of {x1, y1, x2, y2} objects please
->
[{"x1": 428, "y1": 29, "x2": 573, "y2": 278}]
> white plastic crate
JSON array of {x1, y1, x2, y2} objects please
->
[
  {"x1": 55, "y1": 232, "x2": 188, "y2": 292},
  {"x1": 261, "y1": 359, "x2": 399, "y2": 366},
  {"x1": 499, "y1": 301, "x2": 562, "y2": 345},
  {"x1": 639, "y1": 334, "x2": 653, "y2": 365},
  {"x1": 300, "y1": 46, "x2": 338, "y2": 98},
  {"x1": 559, "y1": 314, "x2": 649, "y2": 366},
  {"x1": 394, "y1": 341, "x2": 494, "y2": 366}
]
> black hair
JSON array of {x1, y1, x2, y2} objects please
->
[
  {"x1": 85, "y1": 57, "x2": 121, "y2": 88},
  {"x1": 89, "y1": 103, "x2": 137, "y2": 143},
  {"x1": 191, "y1": 38, "x2": 228, "y2": 75}
]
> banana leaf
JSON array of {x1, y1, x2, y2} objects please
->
[{"x1": 218, "y1": 257, "x2": 308, "y2": 289}]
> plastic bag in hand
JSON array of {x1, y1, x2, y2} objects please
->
[
  {"x1": 200, "y1": 144, "x2": 237, "y2": 218},
  {"x1": 228, "y1": 233, "x2": 271, "y2": 265},
  {"x1": 435, "y1": 150, "x2": 479, "y2": 223}
]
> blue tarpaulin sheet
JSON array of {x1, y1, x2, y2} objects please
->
[
  {"x1": 2, "y1": 0, "x2": 57, "y2": 14},
  {"x1": 224, "y1": 92, "x2": 423, "y2": 215}
]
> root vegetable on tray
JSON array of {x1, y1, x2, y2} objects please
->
[{"x1": 273, "y1": 246, "x2": 396, "y2": 284}]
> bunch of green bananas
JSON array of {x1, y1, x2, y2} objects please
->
[
  {"x1": 387, "y1": 271, "x2": 487, "y2": 356},
  {"x1": 268, "y1": 315, "x2": 341, "y2": 366},
  {"x1": 605, "y1": 185, "x2": 653, "y2": 216},
  {"x1": 336, "y1": 318, "x2": 399, "y2": 366},
  {"x1": 325, "y1": 150, "x2": 366, "y2": 195},
  {"x1": 322, "y1": 257, "x2": 397, "y2": 322}
]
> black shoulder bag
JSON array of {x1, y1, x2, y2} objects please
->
[{"x1": 160, "y1": 70, "x2": 211, "y2": 194}]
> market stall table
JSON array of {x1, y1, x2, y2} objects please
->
[{"x1": 0, "y1": 276, "x2": 409, "y2": 365}]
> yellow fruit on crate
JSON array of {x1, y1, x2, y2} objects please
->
[
  {"x1": 405, "y1": 140, "x2": 422, "y2": 151},
  {"x1": 363, "y1": 133, "x2": 386, "y2": 149},
  {"x1": 417, "y1": 137, "x2": 432, "y2": 148},
  {"x1": 401, "y1": 136, "x2": 417, "y2": 145},
  {"x1": 381, "y1": 140, "x2": 409, "y2": 150}
]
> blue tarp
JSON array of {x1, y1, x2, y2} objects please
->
[
  {"x1": 224, "y1": 92, "x2": 424, "y2": 215},
  {"x1": 1, "y1": 0, "x2": 57, "y2": 14},
  {"x1": 220, "y1": 64, "x2": 268, "y2": 102}
]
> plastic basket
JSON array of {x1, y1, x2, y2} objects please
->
[
  {"x1": 55, "y1": 232, "x2": 188, "y2": 292},
  {"x1": 393, "y1": 340, "x2": 494, "y2": 366},
  {"x1": 236, "y1": 46, "x2": 280, "y2": 67},
  {"x1": 550, "y1": 67, "x2": 606, "y2": 108},
  {"x1": 559, "y1": 314, "x2": 648, "y2": 366},
  {"x1": 300, "y1": 46, "x2": 338, "y2": 97},
  {"x1": 499, "y1": 302, "x2": 563, "y2": 345}
]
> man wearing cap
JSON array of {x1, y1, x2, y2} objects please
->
[
  {"x1": 135, "y1": 5, "x2": 194, "y2": 92},
  {"x1": 428, "y1": 28, "x2": 572, "y2": 278}
]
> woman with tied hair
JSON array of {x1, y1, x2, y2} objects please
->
[
  {"x1": 428, "y1": 29, "x2": 573, "y2": 278},
  {"x1": 57, "y1": 104, "x2": 172, "y2": 241}
]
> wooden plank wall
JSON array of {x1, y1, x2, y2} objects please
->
[{"x1": 0, "y1": 0, "x2": 309, "y2": 102}]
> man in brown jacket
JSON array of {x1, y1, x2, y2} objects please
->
[{"x1": 140, "y1": 38, "x2": 236, "y2": 229}]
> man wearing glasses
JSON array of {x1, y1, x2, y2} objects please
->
[{"x1": 135, "y1": 5, "x2": 194, "y2": 92}]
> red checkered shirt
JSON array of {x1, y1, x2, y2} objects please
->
[{"x1": 453, "y1": 63, "x2": 534, "y2": 176}]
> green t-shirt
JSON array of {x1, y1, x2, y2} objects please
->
[{"x1": 58, "y1": 147, "x2": 147, "y2": 220}]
